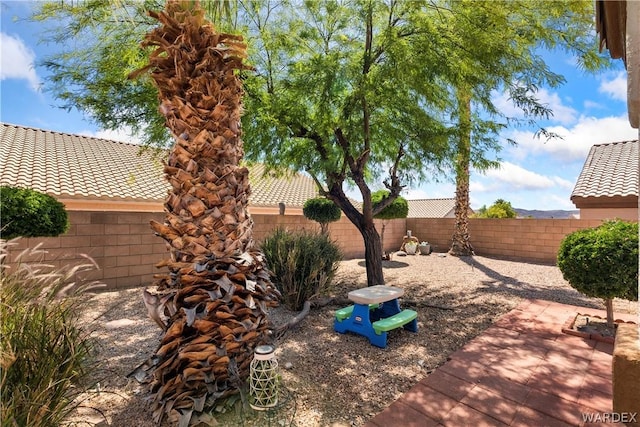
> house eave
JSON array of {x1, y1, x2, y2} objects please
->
[{"x1": 570, "y1": 195, "x2": 638, "y2": 209}]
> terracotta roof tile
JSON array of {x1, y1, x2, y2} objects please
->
[
  {"x1": 570, "y1": 140, "x2": 638, "y2": 200},
  {"x1": 406, "y1": 198, "x2": 457, "y2": 218},
  {"x1": 0, "y1": 122, "x2": 319, "y2": 208},
  {"x1": 248, "y1": 164, "x2": 319, "y2": 208}
]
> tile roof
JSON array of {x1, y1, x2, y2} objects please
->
[
  {"x1": 247, "y1": 164, "x2": 319, "y2": 208},
  {"x1": 0, "y1": 122, "x2": 319, "y2": 208},
  {"x1": 570, "y1": 140, "x2": 639, "y2": 201},
  {"x1": 406, "y1": 198, "x2": 457, "y2": 218}
]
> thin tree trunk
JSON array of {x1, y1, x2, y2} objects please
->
[
  {"x1": 320, "y1": 222, "x2": 329, "y2": 236},
  {"x1": 605, "y1": 298, "x2": 614, "y2": 328},
  {"x1": 327, "y1": 187, "x2": 385, "y2": 287},
  {"x1": 450, "y1": 87, "x2": 474, "y2": 257},
  {"x1": 362, "y1": 223, "x2": 384, "y2": 286},
  {"x1": 380, "y1": 220, "x2": 387, "y2": 257}
]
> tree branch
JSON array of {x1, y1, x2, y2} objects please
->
[
  {"x1": 334, "y1": 128, "x2": 357, "y2": 173},
  {"x1": 383, "y1": 143, "x2": 405, "y2": 197}
]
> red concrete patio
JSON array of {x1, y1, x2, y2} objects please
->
[{"x1": 365, "y1": 299, "x2": 637, "y2": 427}]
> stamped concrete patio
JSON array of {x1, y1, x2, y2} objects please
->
[{"x1": 365, "y1": 299, "x2": 637, "y2": 427}]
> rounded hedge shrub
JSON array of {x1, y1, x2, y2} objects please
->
[
  {"x1": 0, "y1": 186, "x2": 69, "y2": 239},
  {"x1": 303, "y1": 197, "x2": 341, "y2": 234},
  {"x1": 371, "y1": 190, "x2": 408, "y2": 220},
  {"x1": 557, "y1": 220, "x2": 638, "y2": 325}
]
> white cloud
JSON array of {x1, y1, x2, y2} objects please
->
[
  {"x1": 0, "y1": 32, "x2": 40, "y2": 92},
  {"x1": 583, "y1": 100, "x2": 603, "y2": 110},
  {"x1": 481, "y1": 161, "x2": 555, "y2": 191},
  {"x1": 535, "y1": 88, "x2": 577, "y2": 125},
  {"x1": 492, "y1": 88, "x2": 577, "y2": 125},
  {"x1": 492, "y1": 90, "x2": 524, "y2": 119},
  {"x1": 507, "y1": 114, "x2": 637, "y2": 163},
  {"x1": 598, "y1": 71, "x2": 627, "y2": 102},
  {"x1": 403, "y1": 188, "x2": 430, "y2": 199},
  {"x1": 79, "y1": 126, "x2": 141, "y2": 144},
  {"x1": 547, "y1": 194, "x2": 576, "y2": 210},
  {"x1": 469, "y1": 181, "x2": 488, "y2": 193},
  {"x1": 403, "y1": 182, "x2": 456, "y2": 200},
  {"x1": 552, "y1": 176, "x2": 574, "y2": 190}
]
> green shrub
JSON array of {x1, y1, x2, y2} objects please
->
[
  {"x1": 261, "y1": 228, "x2": 342, "y2": 311},
  {"x1": 0, "y1": 186, "x2": 70, "y2": 239},
  {"x1": 303, "y1": 198, "x2": 341, "y2": 235},
  {"x1": 0, "y1": 240, "x2": 101, "y2": 427},
  {"x1": 557, "y1": 220, "x2": 638, "y2": 326},
  {"x1": 371, "y1": 190, "x2": 408, "y2": 220},
  {"x1": 371, "y1": 190, "x2": 408, "y2": 256}
]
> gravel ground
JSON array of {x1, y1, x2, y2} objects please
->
[{"x1": 70, "y1": 253, "x2": 637, "y2": 427}]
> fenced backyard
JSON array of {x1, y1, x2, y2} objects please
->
[{"x1": 5, "y1": 210, "x2": 610, "y2": 291}]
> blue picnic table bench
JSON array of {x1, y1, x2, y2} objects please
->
[{"x1": 334, "y1": 285, "x2": 418, "y2": 348}]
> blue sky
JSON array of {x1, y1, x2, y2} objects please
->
[{"x1": 1, "y1": 1, "x2": 637, "y2": 211}]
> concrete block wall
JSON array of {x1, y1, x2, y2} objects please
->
[
  {"x1": 251, "y1": 214, "x2": 406, "y2": 259},
  {"x1": 6, "y1": 211, "x2": 627, "y2": 290},
  {"x1": 408, "y1": 217, "x2": 608, "y2": 263},
  {"x1": 5, "y1": 211, "x2": 168, "y2": 290},
  {"x1": 4, "y1": 211, "x2": 405, "y2": 290}
]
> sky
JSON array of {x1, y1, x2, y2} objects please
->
[{"x1": 1, "y1": 1, "x2": 638, "y2": 211}]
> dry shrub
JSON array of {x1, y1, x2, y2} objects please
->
[{"x1": 260, "y1": 228, "x2": 341, "y2": 311}]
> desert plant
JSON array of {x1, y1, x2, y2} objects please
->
[
  {"x1": 0, "y1": 240, "x2": 101, "y2": 427},
  {"x1": 371, "y1": 190, "x2": 409, "y2": 257},
  {"x1": 303, "y1": 198, "x2": 341, "y2": 235},
  {"x1": 261, "y1": 228, "x2": 342, "y2": 311},
  {"x1": 0, "y1": 186, "x2": 69, "y2": 239},
  {"x1": 557, "y1": 220, "x2": 638, "y2": 327}
]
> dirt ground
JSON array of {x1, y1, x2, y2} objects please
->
[{"x1": 70, "y1": 253, "x2": 637, "y2": 426}]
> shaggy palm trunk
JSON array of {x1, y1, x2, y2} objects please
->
[
  {"x1": 135, "y1": 2, "x2": 279, "y2": 424},
  {"x1": 449, "y1": 88, "x2": 474, "y2": 257}
]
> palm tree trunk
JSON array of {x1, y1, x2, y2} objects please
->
[
  {"x1": 449, "y1": 87, "x2": 474, "y2": 257},
  {"x1": 135, "y1": 2, "x2": 279, "y2": 423}
]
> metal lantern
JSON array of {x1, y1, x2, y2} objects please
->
[{"x1": 249, "y1": 345, "x2": 279, "y2": 410}]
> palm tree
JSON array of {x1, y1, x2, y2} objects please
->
[
  {"x1": 449, "y1": 88, "x2": 474, "y2": 257},
  {"x1": 132, "y1": 1, "x2": 279, "y2": 423}
]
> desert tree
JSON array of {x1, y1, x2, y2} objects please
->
[
  {"x1": 417, "y1": 1, "x2": 610, "y2": 256},
  {"x1": 32, "y1": 0, "x2": 609, "y2": 285}
]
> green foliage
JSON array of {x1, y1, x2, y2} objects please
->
[
  {"x1": 303, "y1": 198, "x2": 341, "y2": 231},
  {"x1": 32, "y1": 0, "x2": 608, "y2": 286},
  {"x1": 260, "y1": 228, "x2": 342, "y2": 311},
  {"x1": 557, "y1": 220, "x2": 638, "y2": 302},
  {"x1": 0, "y1": 240, "x2": 101, "y2": 427},
  {"x1": 0, "y1": 186, "x2": 69, "y2": 239},
  {"x1": 474, "y1": 199, "x2": 517, "y2": 218},
  {"x1": 371, "y1": 190, "x2": 409, "y2": 220}
]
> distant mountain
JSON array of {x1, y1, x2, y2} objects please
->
[{"x1": 514, "y1": 208, "x2": 579, "y2": 219}]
